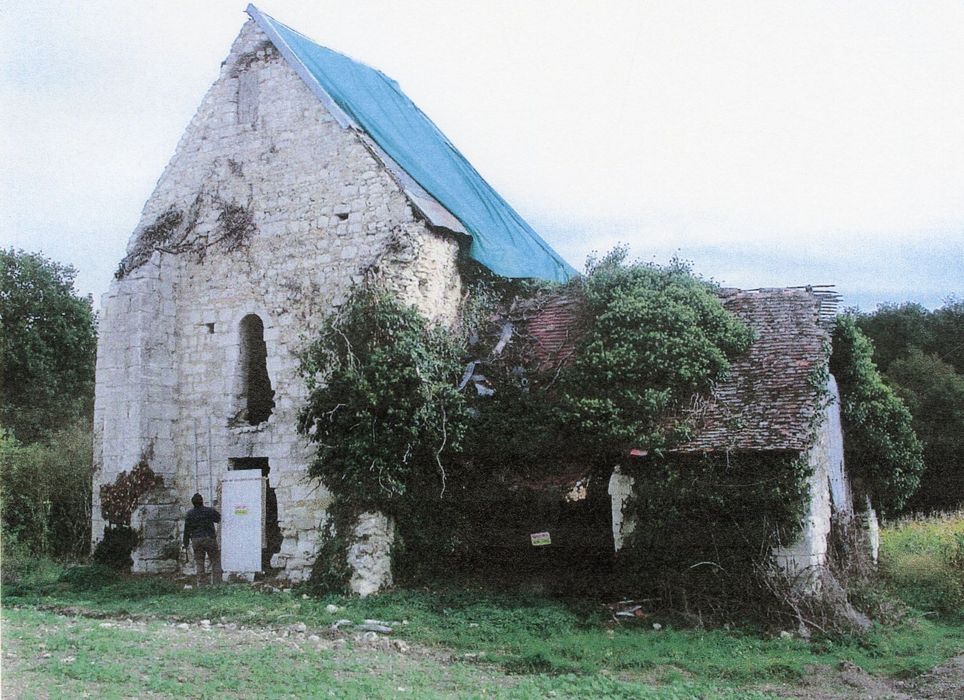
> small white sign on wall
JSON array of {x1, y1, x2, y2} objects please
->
[{"x1": 221, "y1": 470, "x2": 265, "y2": 574}]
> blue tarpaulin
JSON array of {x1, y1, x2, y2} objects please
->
[{"x1": 248, "y1": 5, "x2": 577, "y2": 283}]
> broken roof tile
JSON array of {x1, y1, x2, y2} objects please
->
[{"x1": 523, "y1": 287, "x2": 834, "y2": 453}]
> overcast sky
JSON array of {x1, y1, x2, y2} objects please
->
[{"x1": 2, "y1": 1, "x2": 962, "y2": 310}]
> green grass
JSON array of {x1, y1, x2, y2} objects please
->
[
  {"x1": 878, "y1": 510, "x2": 964, "y2": 620},
  {"x1": 1, "y1": 607, "x2": 774, "y2": 699},
  {"x1": 5, "y1": 568, "x2": 962, "y2": 685},
  {"x1": 3, "y1": 514, "x2": 963, "y2": 697},
  {"x1": 1, "y1": 607, "x2": 501, "y2": 699}
]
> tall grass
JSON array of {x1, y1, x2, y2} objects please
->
[{"x1": 878, "y1": 510, "x2": 963, "y2": 620}]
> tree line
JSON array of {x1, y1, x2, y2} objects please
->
[{"x1": 852, "y1": 300, "x2": 964, "y2": 512}]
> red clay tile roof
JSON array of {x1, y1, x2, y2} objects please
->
[
  {"x1": 671, "y1": 288, "x2": 830, "y2": 453},
  {"x1": 523, "y1": 287, "x2": 834, "y2": 453},
  {"x1": 525, "y1": 295, "x2": 583, "y2": 373}
]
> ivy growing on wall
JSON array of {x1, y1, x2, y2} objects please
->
[
  {"x1": 619, "y1": 450, "x2": 813, "y2": 614},
  {"x1": 297, "y1": 288, "x2": 469, "y2": 591},
  {"x1": 98, "y1": 457, "x2": 164, "y2": 526},
  {"x1": 115, "y1": 196, "x2": 256, "y2": 278},
  {"x1": 94, "y1": 453, "x2": 164, "y2": 571},
  {"x1": 297, "y1": 250, "x2": 766, "y2": 593},
  {"x1": 830, "y1": 315, "x2": 923, "y2": 515},
  {"x1": 298, "y1": 287, "x2": 468, "y2": 507}
]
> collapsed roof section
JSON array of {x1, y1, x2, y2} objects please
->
[
  {"x1": 523, "y1": 286, "x2": 839, "y2": 454},
  {"x1": 669, "y1": 287, "x2": 836, "y2": 453},
  {"x1": 246, "y1": 5, "x2": 577, "y2": 284}
]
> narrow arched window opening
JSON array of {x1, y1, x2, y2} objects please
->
[{"x1": 239, "y1": 314, "x2": 274, "y2": 425}]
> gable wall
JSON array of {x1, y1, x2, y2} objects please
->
[{"x1": 93, "y1": 20, "x2": 462, "y2": 580}]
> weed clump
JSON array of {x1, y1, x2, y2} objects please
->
[{"x1": 92, "y1": 525, "x2": 139, "y2": 572}]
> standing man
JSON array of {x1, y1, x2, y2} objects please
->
[{"x1": 183, "y1": 493, "x2": 222, "y2": 585}]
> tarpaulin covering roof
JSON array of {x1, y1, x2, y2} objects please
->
[{"x1": 247, "y1": 5, "x2": 577, "y2": 283}]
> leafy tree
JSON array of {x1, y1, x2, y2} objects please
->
[
  {"x1": 854, "y1": 298, "x2": 964, "y2": 512},
  {"x1": 557, "y1": 249, "x2": 754, "y2": 461},
  {"x1": 886, "y1": 351, "x2": 964, "y2": 512},
  {"x1": 853, "y1": 302, "x2": 935, "y2": 372},
  {"x1": 855, "y1": 298, "x2": 963, "y2": 375},
  {"x1": 0, "y1": 249, "x2": 97, "y2": 442},
  {"x1": 930, "y1": 298, "x2": 964, "y2": 374},
  {"x1": 831, "y1": 316, "x2": 923, "y2": 514}
]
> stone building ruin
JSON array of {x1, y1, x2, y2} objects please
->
[
  {"x1": 512, "y1": 286, "x2": 866, "y2": 593},
  {"x1": 93, "y1": 6, "x2": 870, "y2": 594},
  {"x1": 92, "y1": 5, "x2": 573, "y2": 584}
]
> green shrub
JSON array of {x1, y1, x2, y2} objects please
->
[
  {"x1": 56, "y1": 563, "x2": 120, "y2": 591},
  {"x1": 0, "y1": 421, "x2": 93, "y2": 558},
  {"x1": 92, "y1": 525, "x2": 139, "y2": 571},
  {"x1": 298, "y1": 287, "x2": 468, "y2": 508},
  {"x1": 830, "y1": 316, "x2": 923, "y2": 514},
  {"x1": 557, "y1": 249, "x2": 754, "y2": 460},
  {"x1": 0, "y1": 530, "x2": 64, "y2": 589},
  {"x1": 620, "y1": 451, "x2": 812, "y2": 616},
  {"x1": 297, "y1": 287, "x2": 469, "y2": 591}
]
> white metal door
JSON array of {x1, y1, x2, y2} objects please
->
[{"x1": 221, "y1": 470, "x2": 265, "y2": 574}]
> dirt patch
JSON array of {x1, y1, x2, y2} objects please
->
[
  {"x1": 760, "y1": 656, "x2": 964, "y2": 699},
  {"x1": 898, "y1": 654, "x2": 964, "y2": 699}
]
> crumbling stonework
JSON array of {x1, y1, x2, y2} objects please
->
[
  {"x1": 93, "y1": 20, "x2": 462, "y2": 581},
  {"x1": 607, "y1": 467, "x2": 635, "y2": 552},
  {"x1": 130, "y1": 486, "x2": 180, "y2": 574},
  {"x1": 861, "y1": 496, "x2": 881, "y2": 566},
  {"x1": 346, "y1": 511, "x2": 396, "y2": 597},
  {"x1": 771, "y1": 375, "x2": 842, "y2": 587}
]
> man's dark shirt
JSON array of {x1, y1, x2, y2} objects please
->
[{"x1": 183, "y1": 506, "x2": 221, "y2": 547}]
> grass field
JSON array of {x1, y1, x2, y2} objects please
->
[
  {"x1": 2, "y1": 512, "x2": 962, "y2": 698},
  {"x1": 877, "y1": 509, "x2": 964, "y2": 620}
]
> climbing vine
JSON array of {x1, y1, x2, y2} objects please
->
[
  {"x1": 98, "y1": 456, "x2": 164, "y2": 526},
  {"x1": 297, "y1": 250, "x2": 765, "y2": 593},
  {"x1": 830, "y1": 315, "x2": 923, "y2": 514},
  {"x1": 297, "y1": 288, "x2": 469, "y2": 592},
  {"x1": 95, "y1": 453, "x2": 164, "y2": 571},
  {"x1": 298, "y1": 287, "x2": 468, "y2": 507},
  {"x1": 115, "y1": 196, "x2": 256, "y2": 278},
  {"x1": 618, "y1": 450, "x2": 813, "y2": 612}
]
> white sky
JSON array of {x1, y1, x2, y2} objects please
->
[{"x1": 1, "y1": 1, "x2": 962, "y2": 310}]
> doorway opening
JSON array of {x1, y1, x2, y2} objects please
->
[{"x1": 229, "y1": 457, "x2": 282, "y2": 570}]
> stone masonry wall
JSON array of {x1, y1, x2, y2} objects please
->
[
  {"x1": 92, "y1": 253, "x2": 178, "y2": 555},
  {"x1": 93, "y1": 20, "x2": 463, "y2": 581},
  {"x1": 771, "y1": 377, "x2": 841, "y2": 587}
]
